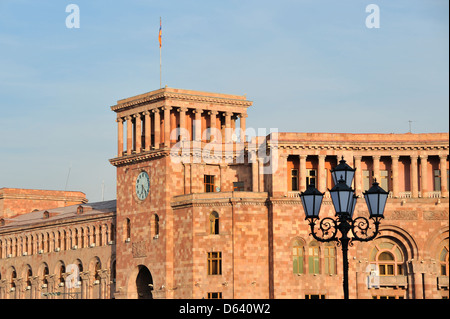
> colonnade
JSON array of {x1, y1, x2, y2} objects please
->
[
  {"x1": 282, "y1": 153, "x2": 449, "y2": 198},
  {"x1": 116, "y1": 106, "x2": 248, "y2": 156}
]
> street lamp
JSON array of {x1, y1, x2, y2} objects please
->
[{"x1": 299, "y1": 158, "x2": 389, "y2": 299}]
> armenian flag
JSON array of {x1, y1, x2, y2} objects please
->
[{"x1": 159, "y1": 18, "x2": 162, "y2": 48}]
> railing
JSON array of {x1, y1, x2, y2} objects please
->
[
  {"x1": 437, "y1": 276, "x2": 449, "y2": 290},
  {"x1": 287, "y1": 191, "x2": 331, "y2": 199},
  {"x1": 426, "y1": 191, "x2": 442, "y2": 198},
  {"x1": 378, "y1": 275, "x2": 408, "y2": 288},
  {"x1": 289, "y1": 190, "x2": 443, "y2": 199}
]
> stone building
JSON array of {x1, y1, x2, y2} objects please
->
[{"x1": 1, "y1": 87, "x2": 448, "y2": 299}]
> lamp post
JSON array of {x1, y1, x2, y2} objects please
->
[{"x1": 299, "y1": 157, "x2": 389, "y2": 299}]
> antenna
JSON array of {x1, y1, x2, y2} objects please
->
[
  {"x1": 64, "y1": 162, "x2": 72, "y2": 191},
  {"x1": 408, "y1": 120, "x2": 413, "y2": 133},
  {"x1": 101, "y1": 180, "x2": 105, "y2": 201}
]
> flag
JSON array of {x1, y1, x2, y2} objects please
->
[{"x1": 159, "y1": 18, "x2": 162, "y2": 48}]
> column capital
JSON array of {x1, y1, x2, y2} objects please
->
[
  {"x1": 208, "y1": 110, "x2": 218, "y2": 116},
  {"x1": 410, "y1": 154, "x2": 419, "y2": 159},
  {"x1": 353, "y1": 155, "x2": 362, "y2": 160},
  {"x1": 177, "y1": 107, "x2": 188, "y2": 113},
  {"x1": 161, "y1": 106, "x2": 172, "y2": 111},
  {"x1": 372, "y1": 155, "x2": 381, "y2": 160},
  {"x1": 132, "y1": 113, "x2": 141, "y2": 118},
  {"x1": 239, "y1": 113, "x2": 248, "y2": 119},
  {"x1": 124, "y1": 115, "x2": 132, "y2": 121},
  {"x1": 223, "y1": 111, "x2": 233, "y2": 117},
  {"x1": 318, "y1": 154, "x2": 326, "y2": 160},
  {"x1": 419, "y1": 154, "x2": 428, "y2": 159},
  {"x1": 142, "y1": 110, "x2": 150, "y2": 116},
  {"x1": 391, "y1": 155, "x2": 400, "y2": 160},
  {"x1": 151, "y1": 108, "x2": 161, "y2": 113},
  {"x1": 116, "y1": 117, "x2": 124, "y2": 123},
  {"x1": 299, "y1": 154, "x2": 307, "y2": 160},
  {"x1": 192, "y1": 108, "x2": 203, "y2": 114}
]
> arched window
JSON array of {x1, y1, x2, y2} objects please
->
[
  {"x1": 293, "y1": 240, "x2": 304, "y2": 274},
  {"x1": 308, "y1": 241, "x2": 320, "y2": 274},
  {"x1": 110, "y1": 224, "x2": 115, "y2": 242},
  {"x1": 43, "y1": 266, "x2": 49, "y2": 285},
  {"x1": 10, "y1": 270, "x2": 17, "y2": 289},
  {"x1": 209, "y1": 212, "x2": 219, "y2": 235},
  {"x1": 324, "y1": 243, "x2": 336, "y2": 275},
  {"x1": 440, "y1": 246, "x2": 449, "y2": 276},
  {"x1": 370, "y1": 241, "x2": 404, "y2": 276},
  {"x1": 59, "y1": 264, "x2": 66, "y2": 284},
  {"x1": 26, "y1": 268, "x2": 32, "y2": 287},
  {"x1": 111, "y1": 260, "x2": 116, "y2": 282},
  {"x1": 75, "y1": 229, "x2": 79, "y2": 247},
  {"x1": 94, "y1": 261, "x2": 101, "y2": 281},
  {"x1": 154, "y1": 214, "x2": 160, "y2": 238},
  {"x1": 125, "y1": 218, "x2": 131, "y2": 241}
]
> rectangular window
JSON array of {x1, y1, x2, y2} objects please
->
[
  {"x1": 379, "y1": 264, "x2": 395, "y2": 276},
  {"x1": 306, "y1": 169, "x2": 317, "y2": 188},
  {"x1": 207, "y1": 292, "x2": 222, "y2": 299},
  {"x1": 380, "y1": 170, "x2": 389, "y2": 191},
  {"x1": 233, "y1": 181, "x2": 244, "y2": 191},
  {"x1": 293, "y1": 247, "x2": 304, "y2": 274},
  {"x1": 208, "y1": 252, "x2": 222, "y2": 275},
  {"x1": 363, "y1": 170, "x2": 371, "y2": 191},
  {"x1": 324, "y1": 247, "x2": 336, "y2": 275},
  {"x1": 291, "y1": 169, "x2": 299, "y2": 191},
  {"x1": 204, "y1": 175, "x2": 215, "y2": 193},
  {"x1": 434, "y1": 169, "x2": 441, "y2": 191},
  {"x1": 308, "y1": 246, "x2": 320, "y2": 274}
]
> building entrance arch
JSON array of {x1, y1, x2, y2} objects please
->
[{"x1": 128, "y1": 265, "x2": 153, "y2": 299}]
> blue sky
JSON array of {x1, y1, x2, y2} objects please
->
[{"x1": 0, "y1": 0, "x2": 448, "y2": 203}]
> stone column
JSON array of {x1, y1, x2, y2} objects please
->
[
  {"x1": 354, "y1": 155, "x2": 362, "y2": 196},
  {"x1": 117, "y1": 117, "x2": 124, "y2": 156},
  {"x1": 420, "y1": 154, "x2": 428, "y2": 198},
  {"x1": 224, "y1": 112, "x2": 233, "y2": 144},
  {"x1": 440, "y1": 155, "x2": 448, "y2": 197},
  {"x1": 193, "y1": 109, "x2": 203, "y2": 142},
  {"x1": 258, "y1": 160, "x2": 265, "y2": 192},
  {"x1": 411, "y1": 155, "x2": 419, "y2": 198},
  {"x1": 250, "y1": 149, "x2": 259, "y2": 192},
  {"x1": 208, "y1": 110, "x2": 218, "y2": 142},
  {"x1": 143, "y1": 111, "x2": 151, "y2": 151},
  {"x1": 134, "y1": 113, "x2": 142, "y2": 153},
  {"x1": 299, "y1": 155, "x2": 307, "y2": 192},
  {"x1": 125, "y1": 116, "x2": 132, "y2": 155},
  {"x1": 391, "y1": 155, "x2": 400, "y2": 198},
  {"x1": 318, "y1": 155, "x2": 326, "y2": 193},
  {"x1": 239, "y1": 113, "x2": 247, "y2": 143},
  {"x1": 178, "y1": 107, "x2": 187, "y2": 141},
  {"x1": 163, "y1": 106, "x2": 172, "y2": 147},
  {"x1": 153, "y1": 108, "x2": 161, "y2": 148}
]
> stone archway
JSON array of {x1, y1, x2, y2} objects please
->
[
  {"x1": 127, "y1": 265, "x2": 154, "y2": 299},
  {"x1": 135, "y1": 265, "x2": 153, "y2": 299}
]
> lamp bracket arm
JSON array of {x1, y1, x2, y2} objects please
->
[
  {"x1": 350, "y1": 217, "x2": 381, "y2": 242},
  {"x1": 308, "y1": 217, "x2": 339, "y2": 243}
]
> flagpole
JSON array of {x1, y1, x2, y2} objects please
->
[
  {"x1": 159, "y1": 17, "x2": 162, "y2": 89},
  {"x1": 160, "y1": 45, "x2": 162, "y2": 88}
]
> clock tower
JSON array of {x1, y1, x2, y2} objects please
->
[{"x1": 109, "y1": 87, "x2": 253, "y2": 299}]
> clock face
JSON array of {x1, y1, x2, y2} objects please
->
[{"x1": 135, "y1": 171, "x2": 150, "y2": 200}]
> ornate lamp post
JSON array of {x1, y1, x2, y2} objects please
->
[{"x1": 300, "y1": 158, "x2": 389, "y2": 299}]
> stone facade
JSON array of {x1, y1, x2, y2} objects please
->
[{"x1": 1, "y1": 87, "x2": 448, "y2": 299}]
